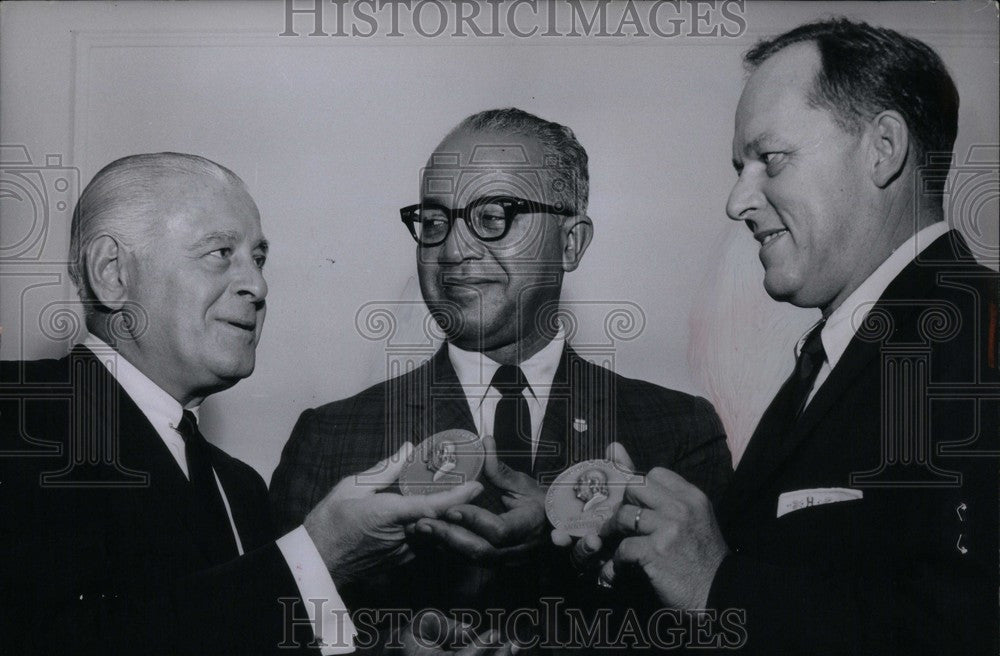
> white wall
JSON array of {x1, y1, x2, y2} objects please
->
[{"x1": 2, "y1": 1, "x2": 997, "y2": 477}]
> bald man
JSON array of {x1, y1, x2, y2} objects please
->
[{"x1": 0, "y1": 153, "x2": 485, "y2": 656}]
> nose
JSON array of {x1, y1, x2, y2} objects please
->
[
  {"x1": 726, "y1": 170, "x2": 763, "y2": 223},
  {"x1": 438, "y1": 216, "x2": 483, "y2": 264},
  {"x1": 234, "y1": 256, "x2": 268, "y2": 304}
]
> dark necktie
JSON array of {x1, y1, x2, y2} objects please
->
[
  {"x1": 719, "y1": 321, "x2": 828, "y2": 527},
  {"x1": 788, "y1": 320, "x2": 827, "y2": 421},
  {"x1": 758, "y1": 320, "x2": 827, "y2": 450},
  {"x1": 176, "y1": 410, "x2": 239, "y2": 565},
  {"x1": 491, "y1": 365, "x2": 533, "y2": 474}
]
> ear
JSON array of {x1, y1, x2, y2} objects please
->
[
  {"x1": 84, "y1": 235, "x2": 130, "y2": 311},
  {"x1": 869, "y1": 110, "x2": 909, "y2": 189},
  {"x1": 560, "y1": 215, "x2": 594, "y2": 272}
]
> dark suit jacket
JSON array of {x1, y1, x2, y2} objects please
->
[
  {"x1": 0, "y1": 348, "x2": 317, "y2": 656},
  {"x1": 710, "y1": 231, "x2": 999, "y2": 655},
  {"x1": 270, "y1": 344, "x2": 732, "y2": 651}
]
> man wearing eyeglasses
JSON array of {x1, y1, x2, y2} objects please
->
[{"x1": 270, "y1": 108, "x2": 732, "y2": 652}]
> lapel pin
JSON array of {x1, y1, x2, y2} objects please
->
[{"x1": 573, "y1": 418, "x2": 588, "y2": 433}]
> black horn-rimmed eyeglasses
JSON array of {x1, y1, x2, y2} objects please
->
[{"x1": 400, "y1": 195, "x2": 575, "y2": 247}]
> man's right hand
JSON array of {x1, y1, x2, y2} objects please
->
[{"x1": 304, "y1": 442, "x2": 483, "y2": 586}]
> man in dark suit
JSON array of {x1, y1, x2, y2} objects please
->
[
  {"x1": 0, "y1": 152, "x2": 486, "y2": 656},
  {"x1": 579, "y1": 19, "x2": 998, "y2": 655},
  {"x1": 270, "y1": 108, "x2": 732, "y2": 651}
]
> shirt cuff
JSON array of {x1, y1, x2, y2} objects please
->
[{"x1": 277, "y1": 526, "x2": 357, "y2": 655}]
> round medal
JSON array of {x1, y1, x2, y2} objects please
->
[
  {"x1": 545, "y1": 459, "x2": 636, "y2": 537},
  {"x1": 399, "y1": 429, "x2": 485, "y2": 496}
]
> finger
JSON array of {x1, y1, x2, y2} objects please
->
[
  {"x1": 493, "y1": 502, "x2": 545, "y2": 545},
  {"x1": 599, "y1": 503, "x2": 632, "y2": 539},
  {"x1": 613, "y1": 535, "x2": 650, "y2": 569},
  {"x1": 571, "y1": 532, "x2": 604, "y2": 570},
  {"x1": 605, "y1": 441, "x2": 635, "y2": 473},
  {"x1": 622, "y1": 477, "x2": 671, "y2": 511},
  {"x1": 414, "y1": 518, "x2": 535, "y2": 563},
  {"x1": 483, "y1": 435, "x2": 539, "y2": 494},
  {"x1": 393, "y1": 481, "x2": 484, "y2": 523},
  {"x1": 550, "y1": 528, "x2": 572, "y2": 548},
  {"x1": 396, "y1": 547, "x2": 416, "y2": 568},
  {"x1": 481, "y1": 435, "x2": 522, "y2": 490},
  {"x1": 356, "y1": 442, "x2": 416, "y2": 492},
  {"x1": 444, "y1": 504, "x2": 507, "y2": 544},
  {"x1": 481, "y1": 434, "x2": 498, "y2": 471},
  {"x1": 646, "y1": 467, "x2": 696, "y2": 494},
  {"x1": 597, "y1": 559, "x2": 616, "y2": 589},
  {"x1": 600, "y1": 503, "x2": 654, "y2": 538},
  {"x1": 413, "y1": 517, "x2": 497, "y2": 561}
]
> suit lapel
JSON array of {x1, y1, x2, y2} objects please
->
[
  {"x1": 533, "y1": 347, "x2": 613, "y2": 483},
  {"x1": 213, "y1": 458, "x2": 271, "y2": 551},
  {"x1": 70, "y1": 347, "x2": 190, "y2": 492},
  {"x1": 72, "y1": 347, "x2": 231, "y2": 566},
  {"x1": 726, "y1": 231, "x2": 969, "y2": 512},
  {"x1": 405, "y1": 347, "x2": 477, "y2": 442},
  {"x1": 532, "y1": 346, "x2": 571, "y2": 482}
]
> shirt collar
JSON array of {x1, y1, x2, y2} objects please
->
[
  {"x1": 448, "y1": 325, "x2": 566, "y2": 405},
  {"x1": 797, "y1": 222, "x2": 951, "y2": 369},
  {"x1": 82, "y1": 334, "x2": 199, "y2": 426}
]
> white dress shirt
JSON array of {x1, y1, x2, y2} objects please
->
[
  {"x1": 83, "y1": 335, "x2": 355, "y2": 654},
  {"x1": 797, "y1": 222, "x2": 951, "y2": 407},
  {"x1": 448, "y1": 326, "x2": 566, "y2": 465}
]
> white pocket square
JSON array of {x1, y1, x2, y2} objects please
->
[{"x1": 776, "y1": 487, "x2": 863, "y2": 518}]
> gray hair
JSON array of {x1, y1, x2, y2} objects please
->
[
  {"x1": 446, "y1": 107, "x2": 590, "y2": 217},
  {"x1": 68, "y1": 152, "x2": 246, "y2": 309}
]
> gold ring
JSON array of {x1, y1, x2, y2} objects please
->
[{"x1": 633, "y1": 507, "x2": 643, "y2": 533}]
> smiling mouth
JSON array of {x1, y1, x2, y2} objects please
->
[
  {"x1": 225, "y1": 320, "x2": 256, "y2": 333},
  {"x1": 442, "y1": 277, "x2": 500, "y2": 286},
  {"x1": 755, "y1": 229, "x2": 789, "y2": 248}
]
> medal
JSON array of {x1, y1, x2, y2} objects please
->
[
  {"x1": 545, "y1": 459, "x2": 636, "y2": 537},
  {"x1": 399, "y1": 429, "x2": 485, "y2": 495}
]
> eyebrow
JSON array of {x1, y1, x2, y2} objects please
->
[
  {"x1": 191, "y1": 230, "x2": 238, "y2": 250},
  {"x1": 732, "y1": 131, "x2": 778, "y2": 171},
  {"x1": 420, "y1": 196, "x2": 453, "y2": 208},
  {"x1": 748, "y1": 132, "x2": 782, "y2": 155},
  {"x1": 190, "y1": 231, "x2": 268, "y2": 252}
]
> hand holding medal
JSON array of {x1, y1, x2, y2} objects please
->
[
  {"x1": 399, "y1": 429, "x2": 486, "y2": 496},
  {"x1": 548, "y1": 442, "x2": 638, "y2": 582},
  {"x1": 406, "y1": 434, "x2": 548, "y2": 565}
]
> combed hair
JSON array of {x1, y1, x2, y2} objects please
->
[
  {"x1": 68, "y1": 152, "x2": 246, "y2": 307},
  {"x1": 448, "y1": 108, "x2": 589, "y2": 217},
  {"x1": 745, "y1": 18, "x2": 959, "y2": 195}
]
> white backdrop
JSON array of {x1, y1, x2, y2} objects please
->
[{"x1": 2, "y1": 1, "x2": 997, "y2": 477}]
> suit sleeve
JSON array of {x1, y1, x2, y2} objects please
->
[
  {"x1": 622, "y1": 385, "x2": 732, "y2": 506},
  {"x1": 0, "y1": 471, "x2": 319, "y2": 656},
  {"x1": 270, "y1": 408, "x2": 328, "y2": 535},
  {"x1": 667, "y1": 395, "x2": 732, "y2": 507}
]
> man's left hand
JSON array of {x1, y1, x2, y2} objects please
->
[
  {"x1": 410, "y1": 435, "x2": 546, "y2": 564},
  {"x1": 595, "y1": 467, "x2": 729, "y2": 609}
]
